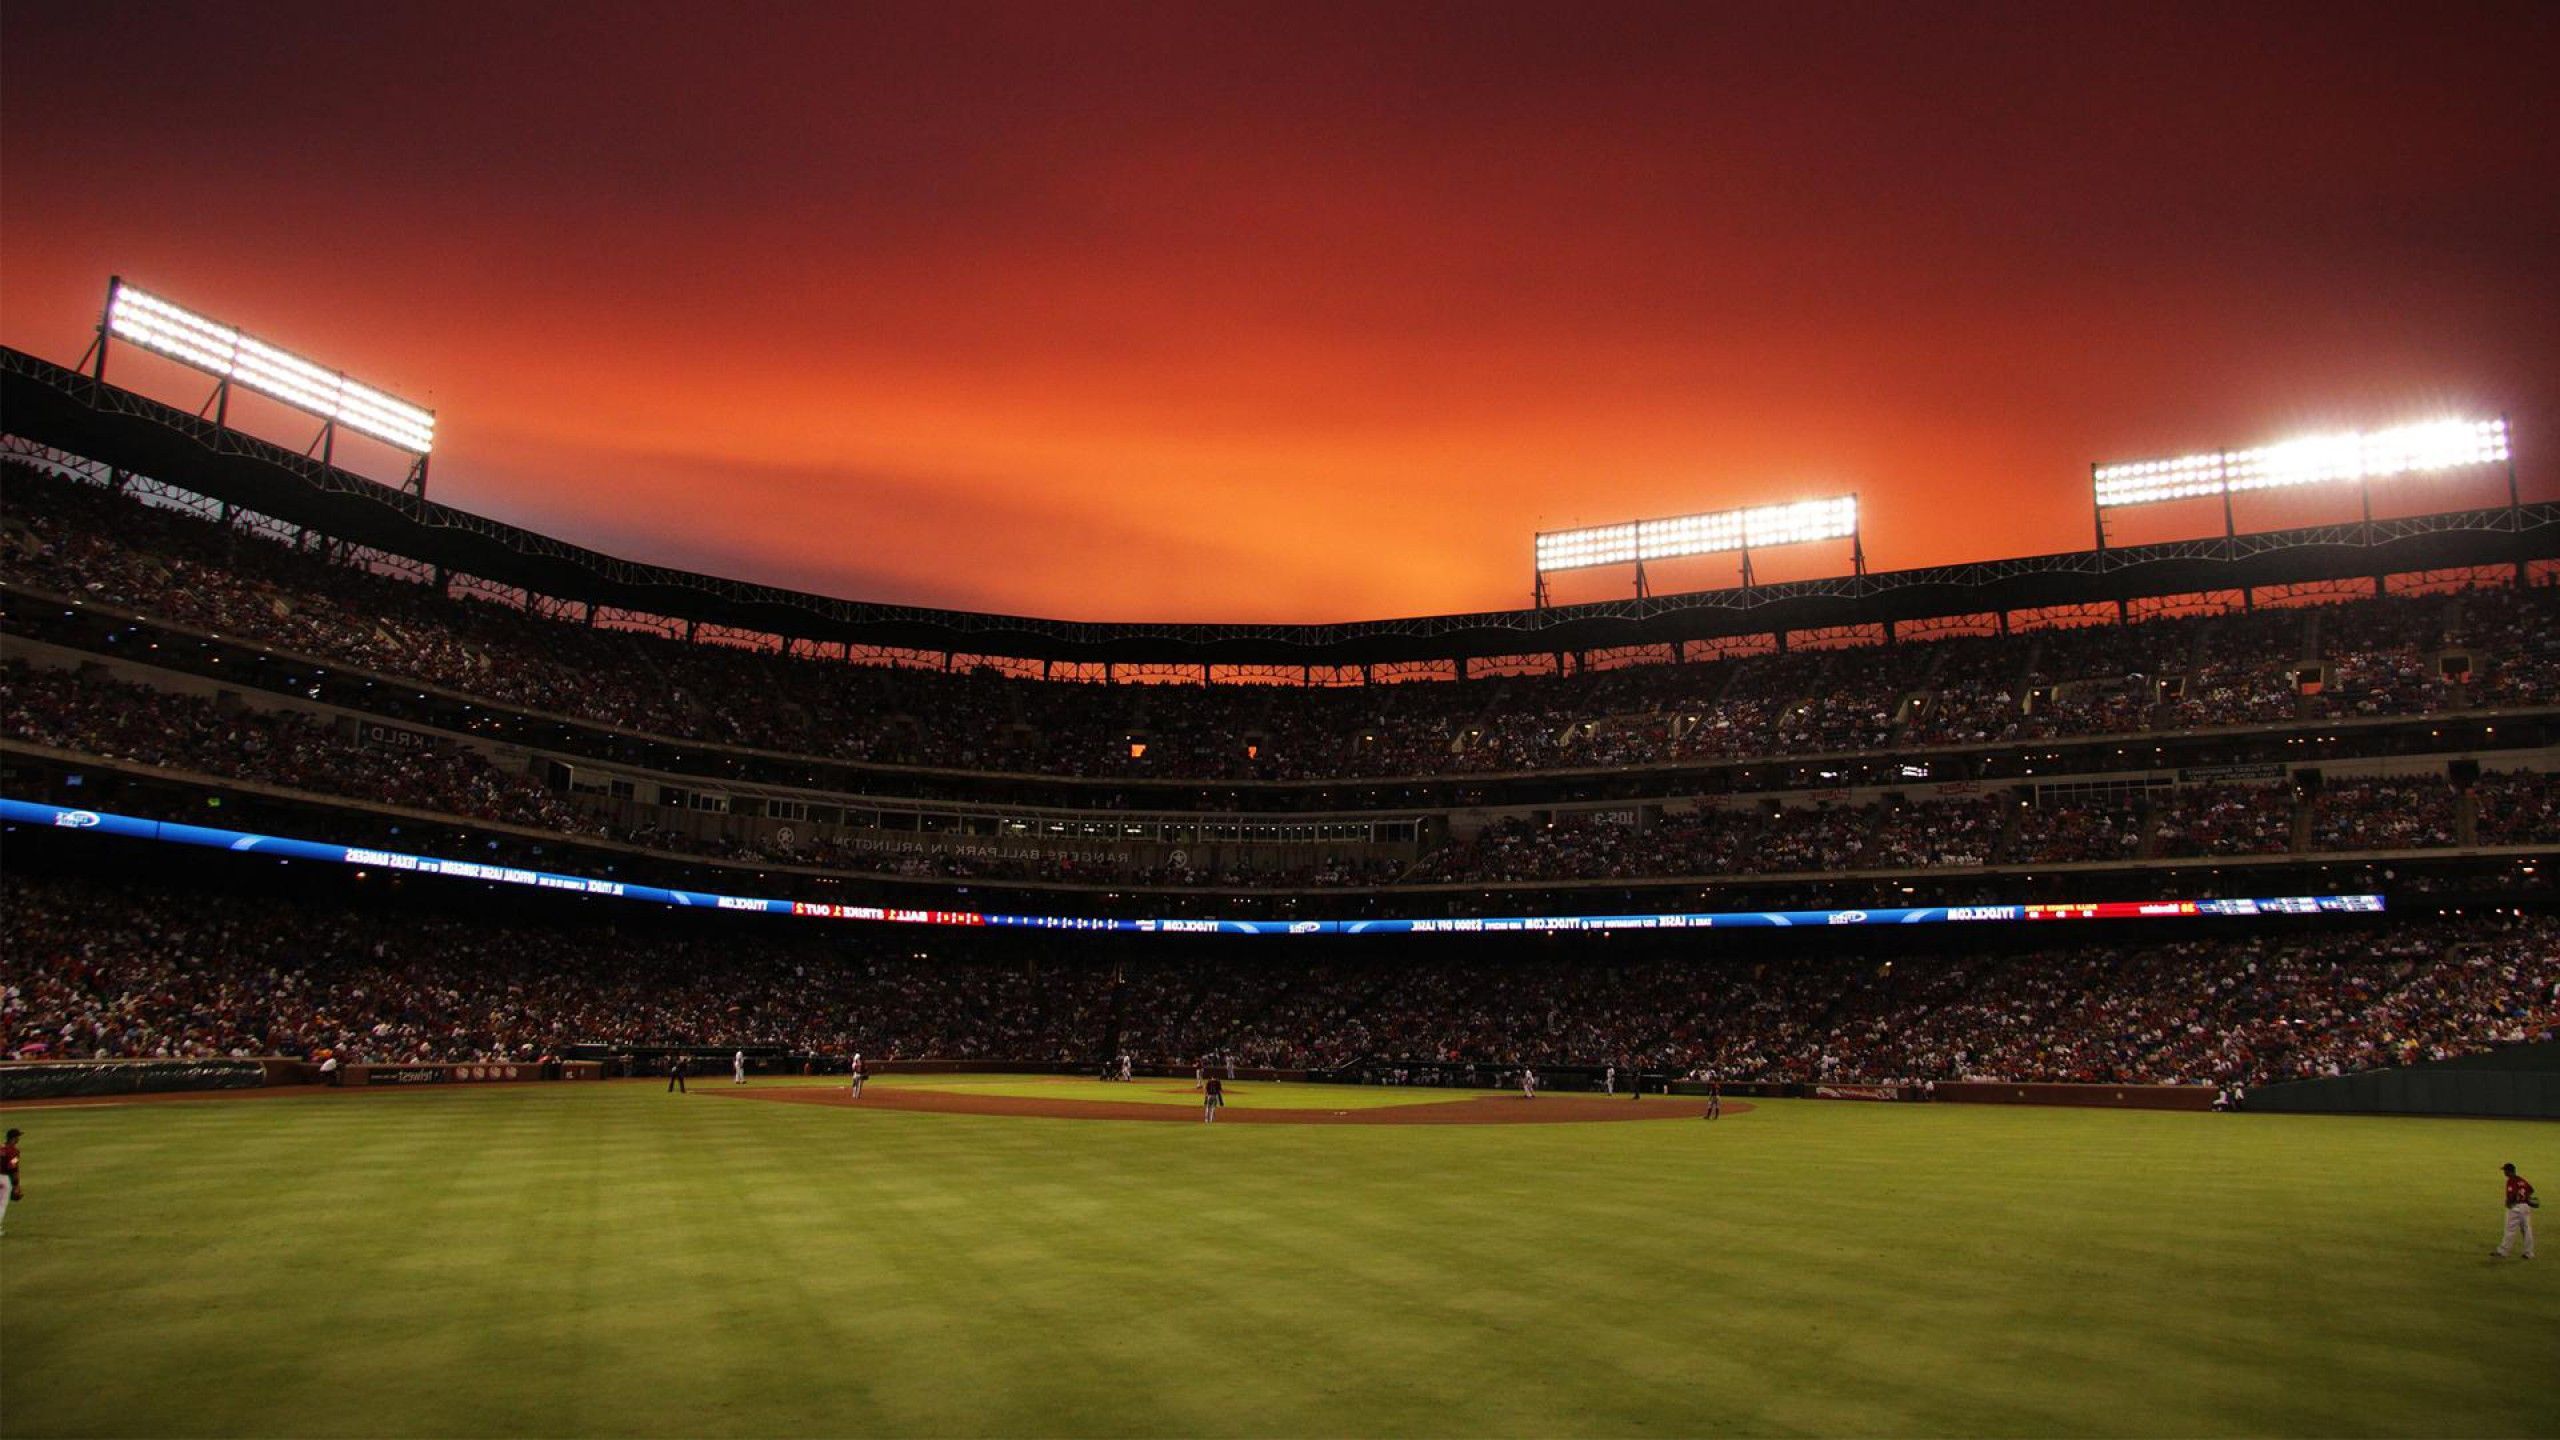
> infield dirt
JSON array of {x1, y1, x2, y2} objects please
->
[{"x1": 725, "y1": 1084, "x2": 1752, "y2": 1124}]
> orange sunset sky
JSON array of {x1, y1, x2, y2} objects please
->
[{"x1": 4, "y1": 2, "x2": 2554, "y2": 623}]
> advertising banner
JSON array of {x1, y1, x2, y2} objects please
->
[
  {"x1": 1812, "y1": 1083, "x2": 1914, "y2": 1101},
  {"x1": 0, "y1": 1059, "x2": 266, "y2": 1099},
  {"x1": 1, "y1": 798, "x2": 2385, "y2": 940},
  {"x1": 345, "y1": 1062, "x2": 605, "y2": 1086},
  {"x1": 2177, "y1": 762, "x2": 2289, "y2": 782}
]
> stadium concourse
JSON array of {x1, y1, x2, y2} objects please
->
[{"x1": 1, "y1": 442, "x2": 2556, "y2": 1103}]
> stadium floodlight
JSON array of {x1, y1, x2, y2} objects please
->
[
  {"x1": 1535, "y1": 496, "x2": 1859, "y2": 573},
  {"x1": 2093, "y1": 418, "x2": 2507, "y2": 509},
  {"x1": 99, "y1": 279, "x2": 436, "y2": 455}
]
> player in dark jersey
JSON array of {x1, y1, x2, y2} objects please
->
[
  {"x1": 0, "y1": 1128, "x2": 21, "y2": 1235},
  {"x1": 1201, "y1": 1076, "x2": 1225, "y2": 1123},
  {"x1": 2494, "y1": 1163, "x2": 2537, "y2": 1260},
  {"x1": 665, "y1": 1055, "x2": 688, "y2": 1093}
]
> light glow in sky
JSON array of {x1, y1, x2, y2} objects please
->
[{"x1": 4, "y1": 4, "x2": 2550, "y2": 621}]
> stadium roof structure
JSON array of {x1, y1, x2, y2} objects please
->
[{"x1": 6, "y1": 344, "x2": 2554, "y2": 669}]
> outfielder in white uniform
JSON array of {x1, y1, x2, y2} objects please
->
[
  {"x1": 1603, "y1": 1065, "x2": 1616, "y2": 1096},
  {"x1": 733, "y1": 1050, "x2": 747, "y2": 1085},
  {"x1": 1520, "y1": 1067, "x2": 1537, "y2": 1100},
  {"x1": 848, "y1": 1052, "x2": 866, "y2": 1098}
]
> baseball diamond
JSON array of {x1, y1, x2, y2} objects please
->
[{"x1": 2, "y1": 1080, "x2": 2555, "y2": 1436}]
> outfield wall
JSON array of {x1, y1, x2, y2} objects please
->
[
  {"x1": 0, "y1": 1058, "x2": 267, "y2": 1100},
  {"x1": 335, "y1": 1061, "x2": 608, "y2": 1086},
  {"x1": 1937, "y1": 1081, "x2": 2216, "y2": 1111},
  {"x1": 0, "y1": 1057, "x2": 612, "y2": 1099},
  {"x1": 2244, "y1": 1042, "x2": 2560, "y2": 1118}
]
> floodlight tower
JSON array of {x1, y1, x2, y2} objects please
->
[
  {"x1": 82, "y1": 277, "x2": 438, "y2": 498},
  {"x1": 2092, "y1": 418, "x2": 2513, "y2": 551},
  {"x1": 1533, "y1": 494, "x2": 1863, "y2": 607},
  {"x1": 2090, "y1": 416, "x2": 2518, "y2": 594}
]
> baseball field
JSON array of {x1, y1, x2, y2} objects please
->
[{"x1": 1, "y1": 1075, "x2": 2550, "y2": 1437}]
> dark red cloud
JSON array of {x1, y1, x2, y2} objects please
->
[{"x1": 6, "y1": 2, "x2": 2553, "y2": 621}]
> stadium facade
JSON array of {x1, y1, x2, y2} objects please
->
[{"x1": 3, "y1": 341, "x2": 2554, "y2": 1102}]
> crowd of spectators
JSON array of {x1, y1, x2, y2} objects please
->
[
  {"x1": 7, "y1": 871, "x2": 2551, "y2": 1089},
  {"x1": 616, "y1": 819, "x2": 1407, "y2": 890},
  {"x1": 9, "y1": 655, "x2": 2552, "y2": 891},
  {"x1": 1, "y1": 874, "x2": 1107, "y2": 1066},
  {"x1": 2306, "y1": 776, "x2": 2460, "y2": 851},
  {"x1": 2476, "y1": 769, "x2": 2560, "y2": 847},
  {"x1": 1405, "y1": 774, "x2": 2554, "y2": 886},
  {"x1": 8, "y1": 463, "x2": 2556, "y2": 789},
  {"x1": 2005, "y1": 795, "x2": 2144, "y2": 863},
  {"x1": 0, "y1": 660, "x2": 600, "y2": 837},
  {"x1": 2146, "y1": 784, "x2": 2297, "y2": 857},
  {"x1": 1405, "y1": 801, "x2": 2002, "y2": 887},
  {"x1": 1736, "y1": 922, "x2": 2556, "y2": 1086}
]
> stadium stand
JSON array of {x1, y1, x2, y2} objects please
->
[
  {"x1": 9, "y1": 461, "x2": 2559, "y2": 790},
  {"x1": 3, "y1": 432, "x2": 2555, "y2": 1100},
  {"x1": 0, "y1": 660, "x2": 602, "y2": 838},
  {"x1": 9, "y1": 656, "x2": 2555, "y2": 890},
  {"x1": 5, "y1": 870, "x2": 2550, "y2": 1087}
]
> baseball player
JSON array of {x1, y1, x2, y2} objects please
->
[
  {"x1": 2493, "y1": 1163, "x2": 2537, "y2": 1260},
  {"x1": 1201, "y1": 1075, "x2": 1225, "y2": 1123},
  {"x1": 1703, "y1": 1083, "x2": 1723, "y2": 1121},
  {"x1": 665, "y1": 1055, "x2": 688, "y2": 1093},
  {"x1": 732, "y1": 1050, "x2": 748, "y2": 1086},
  {"x1": 1604, "y1": 1064, "x2": 1617, "y2": 1096},
  {"x1": 1117, "y1": 1052, "x2": 1133, "y2": 1082},
  {"x1": 1520, "y1": 1067, "x2": 1537, "y2": 1100},
  {"x1": 1225, "y1": 1053, "x2": 1237, "y2": 1081},
  {"x1": 848, "y1": 1052, "x2": 866, "y2": 1098},
  {"x1": 0, "y1": 1127, "x2": 20, "y2": 1236}
]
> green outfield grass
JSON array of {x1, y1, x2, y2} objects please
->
[
  {"x1": 863, "y1": 1073, "x2": 1512, "y2": 1108},
  {"x1": 1, "y1": 1082, "x2": 2550, "y2": 1437}
]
